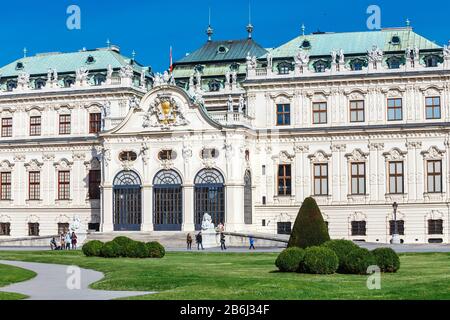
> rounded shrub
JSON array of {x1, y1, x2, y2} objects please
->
[
  {"x1": 82, "y1": 240, "x2": 104, "y2": 257},
  {"x1": 303, "y1": 246, "x2": 339, "y2": 274},
  {"x1": 322, "y1": 239, "x2": 359, "y2": 272},
  {"x1": 372, "y1": 247, "x2": 400, "y2": 273},
  {"x1": 112, "y1": 236, "x2": 134, "y2": 256},
  {"x1": 100, "y1": 241, "x2": 121, "y2": 258},
  {"x1": 275, "y1": 247, "x2": 305, "y2": 272},
  {"x1": 341, "y1": 247, "x2": 376, "y2": 275},
  {"x1": 146, "y1": 241, "x2": 166, "y2": 258},
  {"x1": 124, "y1": 240, "x2": 149, "y2": 258}
]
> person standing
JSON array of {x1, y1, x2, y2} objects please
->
[
  {"x1": 220, "y1": 233, "x2": 227, "y2": 250},
  {"x1": 249, "y1": 236, "x2": 256, "y2": 250},
  {"x1": 60, "y1": 233, "x2": 65, "y2": 250},
  {"x1": 71, "y1": 232, "x2": 78, "y2": 250},
  {"x1": 65, "y1": 232, "x2": 72, "y2": 250},
  {"x1": 196, "y1": 232, "x2": 204, "y2": 250},
  {"x1": 186, "y1": 233, "x2": 193, "y2": 250}
]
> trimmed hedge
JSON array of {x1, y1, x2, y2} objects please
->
[
  {"x1": 341, "y1": 247, "x2": 376, "y2": 275},
  {"x1": 288, "y1": 197, "x2": 330, "y2": 249},
  {"x1": 82, "y1": 240, "x2": 104, "y2": 257},
  {"x1": 100, "y1": 241, "x2": 121, "y2": 258},
  {"x1": 112, "y1": 236, "x2": 135, "y2": 256},
  {"x1": 275, "y1": 247, "x2": 305, "y2": 272},
  {"x1": 322, "y1": 239, "x2": 359, "y2": 272},
  {"x1": 146, "y1": 241, "x2": 166, "y2": 258},
  {"x1": 303, "y1": 246, "x2": 339, "y2": 274},
  {"x1": 82, "y1": 237, "x2": 166, "y2": 259},
  {"x1": 372, "y1": 248, "x2": 400, "y2": 273}
]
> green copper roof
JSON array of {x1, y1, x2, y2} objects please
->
[
  {"x1": 0, "y1": 48, "x2": 149, "y2": 78},
  {"x1": 175, "y1": 39, "x2": 268, "y2": 64},
  {"x1": 269, "y1": 28, "x2": 442, "y2": 59}
]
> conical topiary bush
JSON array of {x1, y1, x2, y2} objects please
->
[{"x1": 287, "y1": 197, "x2": 330, "y2": 248}]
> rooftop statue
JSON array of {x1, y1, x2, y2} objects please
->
[
  {"x1": 227, "y1": 95, "x2": 234, "y2": 112},
  {"x1": 294, "y1": 49, "x2": 309, "y2": 65},
  {"x1": 238, "y1": 94, "x2": 246, "y2": 113},
  {"x1": 367, "y1": 45, "x2": 383, "y2": 62},
  {"x1": 76, "y1": 67, "x2": 89, "y2": 82}
]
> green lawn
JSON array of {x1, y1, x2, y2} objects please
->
[
  {"x1": 0, "y1": 251, "x2": 449, "y2": 300},
  {"x1": 0, "y1": 263, "x2": 36, "y2": 300}
]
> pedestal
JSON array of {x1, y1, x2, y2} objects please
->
[
  {"x1": 202, "y1": 229, "x2": 219, "y2": 248},
  {"x1": 391, "y1": 234, "x2": 401, "y2": 244}
]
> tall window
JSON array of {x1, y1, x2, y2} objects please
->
[
  {"x1": 428, "y1": 219, "x2": 443, "y2": 235},
  {"x1": 313, "y1": 102, "x2": 327, "y2": 124},
  {"x1": 28, "y1": 223, "x2": 39, "y2": 236},
  {"x1": 389, "y1": 220, "x2": 405, "y2": 235},
  {"x1": 58, "y1": 223, "x2": 69, "y2": 235},
  {"x1": 0, "y1": 223, "x2": 10, "y2": 236},
  {"x1": 389, "y1": 161, "x2": 404, "y2": 194},
  {"x1": 427, "y1": 160, "x2": 442, "y2": 193},
  {"x1": 351, "y1": 221, "x2": 366, "y2": 236},
  {"x1": 29, "y1": 116, "x2": 41, "y2": 136},
  {"x1": 387, "y1": 98, "x2": 402, "y2": 121},
  {"x1": 89, "y1": 170, "x2": 101, "y2": 199},
  {"x1": 0, "y1": 172, "x2": 11, "y2": 200},
  {"x1": 350, "y1": 101, "x2": 365, "y2": 122},
  {"x1": 425, "y1": 97, "x2": 441, "y2": 119},
  {"x1": 29, "y1": 171, "x2": 41, "y2": 200},
  {"x1": 58, "y1": 171, "x2": 70, "y2": 200},
  {"x1": 89, "y1": 113, "x2": 102, "y2": 133},
  {"x1": 1, "y1": 118, "x2": 12, "y2": 137},
  {"x1": 276, "y1": 104, "x2": 290, "y2": 126},
  {"x1": 277, "y1": 164, "x2": 292, "y2": 196},
  {"x1": 351, "y1": 162, "x2": 366, "y2": 195},
  {"x1": 314, "y1": 163, "x2": 328, "y2": 195},
  {"x1": 59, "y1": 114, "x2": 71, "y2": 135}
]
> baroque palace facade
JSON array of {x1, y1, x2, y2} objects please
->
[{"x1": 0, "y1": 25, "x2": 449, "y2": 244}]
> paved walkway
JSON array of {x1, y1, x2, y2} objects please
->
[{"x1": 0, "y1": 260, "x2": 154, "y2": 300}]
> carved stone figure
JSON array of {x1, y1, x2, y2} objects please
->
[
  {"x1": 17, "y1": 72, "x2": 30, "y2": 89},
  {"x1": 294, "y1": 49, "x2": 309, "y2": 65},
  {"x1": 119, "y1": 65, "x2": 134, "y2": 79},
  {"x1": 367, "y1": 45, "x2": 383, "y2": 62},
  {"x1": 331, "y1": 50, "x2": 337, "y2": 63},
  {"x1": 69, "y1": 216, "x2": 81, "y2": 232},
  {"x1": 201, "y1": 213, "x2": 215, "y2": 230},
  {"x1": 225, "y1": 71, "x2": 231, "y2": 86},
  {"x1": 338, "y1": 49, "x2": 345, "y2": 64},
  {"x1": 266, "y1": 52, "x2": 273, "y2": 69},
  {"x1": 238, "y1": 94, "x2": 246, "y2": 113},
  {"x1": 107, "y1": 64, "x2": 113, "y2": 79},
  {"x1": 444, "y1": 44, "x2": 450, "y2": 58},
  {"x1": 129, "y1": 96, "x2": 139, "y2": 109},
  {"x1": 75, "y1": 67, "x2": 89, "y2": 84},
  {"x1": 246, "y1": 53, "x2": 257, "y2": 69},
  {"x1": 227, "y1": 95, "x2": 234, "y2": 112},
  {"x1": 143, "y1": 95, "x2": 189, "y2": 129}
]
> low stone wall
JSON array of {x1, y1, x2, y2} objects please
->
[{"x1": 0, "y1": 235, "x2": 57, "y2": 247}]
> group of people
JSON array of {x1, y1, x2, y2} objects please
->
[
  {"x1": 50, "y1": 231, "x2": 78, "y2": 250},
  {"x1": 186, "y1": 229, "x2": 257, "y2": 251}
]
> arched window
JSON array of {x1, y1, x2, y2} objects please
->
[
  {"x1": 6, "y1": 80, "x2": 17, "y2": 91},
  {"x1": 63, "y1": 77, "x2": 75, "y2": 88},
  {"x1": 208, "y1": 80, "x2": 221, "y2": 92},
  {"x1": 313, "y1": 60, "x2": 328, "y2": 73},
  {"x1": 35, "y1": 79, "x2": 46, "y2": 89},
  {"x1": 153, "y1": 170, "x2": 183, "y2": 230},
  {"x1": 113, "y1": 170, "x2": 141, "y2": 186},
  {"x1": 194, "y1": 169, "x2": 225, "y2": 229},
  {"x1": 350, "y1": 59, "x2": 365, "y2": 71},
  {"x1": 93, "y1": 74, "x2": 106, "y2": 86},
  {"x1": 424, "y1": 55, "x2": 439, "y2": 68},
  {"x1": 387, "y1": 57, "x2": 402, "y2": 69},
  {"x1": 277, "y1": 62, "x2": 292, "y2": 75},
  {"x1": 153, "y1": 170, "x2": 182, "y2": 185},
  {"x1": 113, "y1": 170, "x2": 142, "y2": 231}
]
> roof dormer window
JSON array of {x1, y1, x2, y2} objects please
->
[
  {"x1": 391, "y1": 36, "x2": 401, "y2": 45},
  {"x1": 15, "y1": 62, "x2": 24, "y2": 70},
  {"x1": 86, "y1": 55, "x2": 95, "y2": 64},
  {"x1": 217, "y1": 45, "x2": 229, "y2": 54},
  {"x1": 301, "y1": 40, "x2": 311, "y2": 49}
]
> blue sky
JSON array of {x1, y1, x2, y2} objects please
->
[{"x1": 0, "y1": 0, "x2": 448, "y2": 72}]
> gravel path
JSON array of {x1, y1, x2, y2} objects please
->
[{"x1": 0, "y1": 260, "x2": 154, "y2": 300}]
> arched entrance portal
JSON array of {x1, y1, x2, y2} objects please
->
[
  {"x1": 153, "y1": 170, "x2": 183, "y2": 231},
  {"x1": 113, "y1": 171, "x2": 142, "y2": 231},
  {"x1": 194, "y1": 169, "x2": 225, "y2": 230},
  {"x1": 244, "y1": 170, "x2": 252, "y2": 224}
]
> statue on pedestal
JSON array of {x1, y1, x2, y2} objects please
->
[{"x1": 201, "y1": 213, "x2": 215, "y2": 231}]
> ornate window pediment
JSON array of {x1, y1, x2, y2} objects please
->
[
  {"x1": 345, "y1": 149, "x2": 368, "y2": 162},
  {"x1": 24, "y1": 159, "x2": 43, "y2": 172},
  {"x1": 0, "y1": 160, "x2": 14, "y2": 172},
  {"x1": 25, "y1": 106, "x2": 44, "y2": 115},
  {"x1": 27, "y1": 215, "x2": 40, "y2": 223},
  {"x1": 53, "y1": 158, "x2": 73, "y2": 170},
  {"x1": 421, "y1": 146, "x2": 445, "y2": 160},
  {"x1": 350, "y1": 211, "x2": 367, "y2": 221},
  {"x1": 277, "y1": 151, "x2": 295, "y2": 164},
  {"x1": 426, "y1": 210, "x2": 444, "y2": 220},
  {"x1": 383, "y1": 148, "x2": 407, "y2": 161},
  {"x1": 0, "y1": 214, "x2": 11, "y2": 223},
  {"x1": 308, "y1": 150, "x2": 331, "y2": 163},
  {"x1": 55, "y1": 214, "x2": 71, "y2": 224}
]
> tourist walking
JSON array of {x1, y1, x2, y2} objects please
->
[
  {"x1": 65, "y1": 232, "x2": 72, "y2": 250},
  {"x1": 196, "y1": 232, "x2": 204, "y2": 250},
  {"x1": 71, "y1": 232, "x2": 78, "y2": 250},
  {"x1": 249, "y1": 236, "x2": 255, "y2": 250},
  {"x1": 186, "y1": 233, "x2": 193, "y2": 250},
  {"x1": 220, "y1": 233, "x2": 227, "y2": 250}
]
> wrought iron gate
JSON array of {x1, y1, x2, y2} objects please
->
[
  {"x1": 113, "y1": 171, "x2": 142, "y2": 231},
  {"x1": 153, "y1": 170, "x2": 183, "y2": 231}
]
